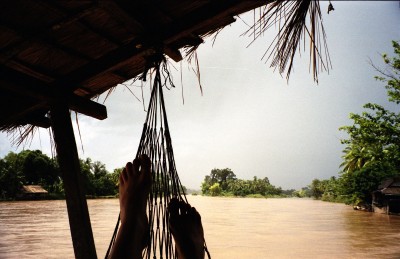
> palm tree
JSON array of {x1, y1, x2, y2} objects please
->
[{"x1": 340, "y1": 145, "x2": 381, "y2": 173}]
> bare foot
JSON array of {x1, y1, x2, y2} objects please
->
[
  {"x1": 109, "y1": 155, "x2": 152, "y2": 259},
  {"x1": 168, "y1": 198, "x2": 205, "y2": 259},
  {"x1": 119, "y1": 155, "x2": 151, "y2": 232}
]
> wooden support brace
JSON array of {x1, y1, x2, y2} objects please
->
[
  {"x1": 164, "y1": 46, "x2": 183, "y2": 62},
  {"x1": 50, "y1": 102, "x2": 97, "y2": 259}
]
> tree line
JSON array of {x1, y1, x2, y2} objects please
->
[
  {"x1": 0, "y1": 150, "x2": 122, "y2": 200},
  {"x1": 308, "y1": 41, "x2": 400, "y2": 205},
  {"x1": 201, "y1": 168, "x2": 285, "y2": 197}
]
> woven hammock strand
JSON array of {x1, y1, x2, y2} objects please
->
[{"x1": 106, "y1": 60, "x2": 187, "y2": 259}]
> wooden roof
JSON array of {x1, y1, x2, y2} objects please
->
[
  {"x1": 21, "y1": 185, "x2": 48, "y2": 194},
  {"x1": 378, "y1": 177, "x2": 400, "y2": 195},
  {"x1": 0, "y1": 0, "x2": 265, "y2": 131}
]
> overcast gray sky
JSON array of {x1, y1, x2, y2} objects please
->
[{"x1": 1, "y1": 2, "x2": 399, "y2": 190}]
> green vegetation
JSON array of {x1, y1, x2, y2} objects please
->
[
  {"x1": 79, "y1": 158, "x2": 120, "y2": 197},
  {"x1": 0, "y1": 150, "x2": 120, "y2": 200},
  {"x1": 309, "y1": 41, "x2": 400, "y2": 205},
  {"x1": 0, "y1": 150, "x2": 60, "y2": 199},
  {"x1": 291, "y1": 187, "x2": 312, "y2": 198},
  {"x1": 201, "y1": 168, "x2": 285, "y2": 197}
]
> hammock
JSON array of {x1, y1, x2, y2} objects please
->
[{"x1": 106, "y1": 56, "x2": 208, "y2": 258}]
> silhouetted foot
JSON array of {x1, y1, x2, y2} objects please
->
[
  {"x1": 109, "y1": 155, "x2": 152, "y2": 259},
  {"x1": 168, "y1": 198, "x2": 205, "y2": 259}
]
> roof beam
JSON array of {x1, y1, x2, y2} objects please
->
[
  {"x1": 0, "y1": 66, "x2": 107, "y2": 123},
  {"x1": 0, "y1": 101, "x2": 51, "y2": 129},
  {"x1": 26, "y1": 115, "x2": 51, "y2": 128},
  {"x1": 4, "y1": 59, "x2": 55, "y2": 83}
]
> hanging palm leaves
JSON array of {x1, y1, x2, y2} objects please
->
[{"x1": 244, "y1": 0, "x2": 332, "y2": 82}]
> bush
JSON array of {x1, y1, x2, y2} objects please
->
[{"x1": 209, "y1": 183, "x2": 222, "y2": 196}]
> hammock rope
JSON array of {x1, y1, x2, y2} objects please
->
[{"x1": 106, "y1": 56, "x2": 204, "y2": 259}]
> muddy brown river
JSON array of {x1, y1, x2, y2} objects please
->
[{"x1": 1, "y1": 196, "x2": 399, "y2": 258}]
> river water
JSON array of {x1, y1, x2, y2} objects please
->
[{"x1": 1, "y1": 196, "x2": 400, "y2": 259}]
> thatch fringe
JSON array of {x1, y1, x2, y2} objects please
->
[{"x1": 3, "y1": 124, "x2": 56, "y2": 158}]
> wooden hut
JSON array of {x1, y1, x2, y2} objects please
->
[
  {"x1": 17, "y1": 185, "x2": 49, "y2": 200},
  {"x1": 372, "y1": 177, "x2": 400, "y2": 215},
  {"x1": 0, "y1": 1, "x2": 329, "y2": 258}
]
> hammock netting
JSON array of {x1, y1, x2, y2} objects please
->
[{"x1": 106, "y1": 57, "x2": 191, "y2": 259}]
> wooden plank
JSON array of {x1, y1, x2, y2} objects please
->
[
  {"x1": 69, "y1": 94, "x2": 107, "y2": 120},
  {"x1": 50, "y1": 102, "x2": 97, "y2": 259}
]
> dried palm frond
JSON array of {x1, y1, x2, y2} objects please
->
[
  {"x1": 244, "y1": 0, "x2": 331, "y2": 82},
  {"x1": 5, "y1": 124, "x2": 37, "y2": 147},
  {"x1": 3, "y1": 123, "x2": 55, "y2": 158},
  {"x1": 183, "y1": 46, "x2": 203, "y2": 95},
  {"x1": 74, "y1": 112, "x2": 84, "y2": 154},
  {"x1": 2, "y1": 111, "x2": 80, "y2": 157},
  {"x1": 188, "y1": 50, "x2": 203, "y2": 95},
  {"x1": 183, "y1": 26, "x2": 227, "y2": 96}
]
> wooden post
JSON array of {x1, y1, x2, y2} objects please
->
[{"x1": 50, "y1": 103, "x2": 97, "y2": 259}]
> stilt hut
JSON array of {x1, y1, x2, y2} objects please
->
[
  {"x1": 372, "y1": 177, "x2": 400, "y2": 215},
  {"x1": 0, "y1": 1, "x2": 331, "y2": 258}
]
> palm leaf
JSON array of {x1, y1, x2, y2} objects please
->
[{"x1": 244, "y1": 0, "x2": 331, "y2": 82}]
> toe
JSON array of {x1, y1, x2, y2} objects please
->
[
  {"x1": 168, "y1": 198, "x2": 180, "y2": 217},
  {"x1": 120, "y1": 167, "x2": 128, "y2": 184},
  {"x1": 190, "y1": 207, "x2": 201, "y2": 223},
  {"x1": 131, "y1": 159, "x2": 141, "y2": 180},
  {"x1": 125, "y1": 162, "x2": 134, "y2": 177},
  {"x1": 132, "y1": 158, "x2": 140, "y2": 171},
  {"x1": 140, "y1": 154, "x2": 151, "y2": 169}
]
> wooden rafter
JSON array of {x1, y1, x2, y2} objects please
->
[
  {"x1": 0, "y1": 2, "x2": 99, "y2": 60},
  {"x1": 45, "y1": 1, "x2": 124, "y2": 47},
  {"x1": 0, "y1": 66, "x2": 107, "y2": 123}
]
